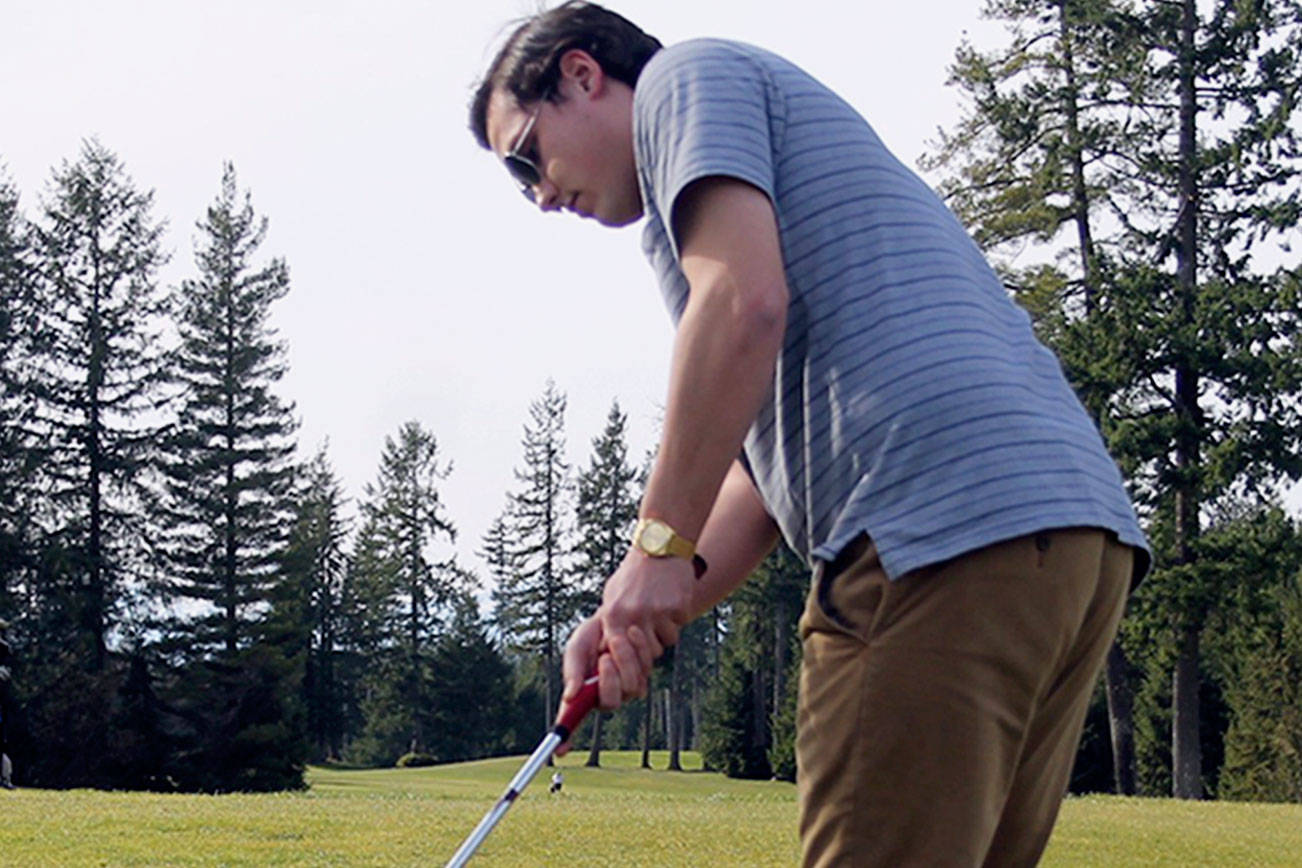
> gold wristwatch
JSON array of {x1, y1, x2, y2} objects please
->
[{"x1": 631, "y1": 517, "x2": 708, "y2": 579}]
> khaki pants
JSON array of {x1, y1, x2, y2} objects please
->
[{"x1": 797, "y1": 528, "x2": 1133, "y2": 867}]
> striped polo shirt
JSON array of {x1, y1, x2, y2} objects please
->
[{"x1": 632, "y1": 39, "x2": 1149, "y2": 579}]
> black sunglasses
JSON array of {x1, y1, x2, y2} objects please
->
[{"x1": 503, "y1": 100, "x2": 546, "y2": 199}]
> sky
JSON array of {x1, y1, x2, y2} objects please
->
[{"x1": 1, "y1": 1, "x2": 1015, "y2": 581}]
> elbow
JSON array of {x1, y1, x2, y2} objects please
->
[{"x1": 740, "y1": 281, "x2": 787, "y2": 353}]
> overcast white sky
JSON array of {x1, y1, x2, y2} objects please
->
[{"x1": 2, "y1": 1, "x2": 1023, "y2": 581}]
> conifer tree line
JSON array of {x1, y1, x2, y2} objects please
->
[
  {"x1": 0, "y1": 142, "x2": 806, "y2": 789},
  {"x1": 2, "y1": 0, "x2": 1301, "y2": 804}
]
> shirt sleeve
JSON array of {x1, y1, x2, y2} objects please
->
[{"x1": 634, "y1": 40, "x2": 784, "y2": 261}]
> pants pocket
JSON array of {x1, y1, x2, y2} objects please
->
[{"x1": 801, "y1": 535, "x2": 884, "y2": 645}]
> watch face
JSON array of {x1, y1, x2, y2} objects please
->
[{"x1": 640, "y1": 521, "x2": 672, "y2": 555}]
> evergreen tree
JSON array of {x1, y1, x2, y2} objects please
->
[
  {"x1": 700, "y1": 618, "x2": 771, "y2": 780},
  {"x1": 350, "y1": 420, "x2": 467, "y2": 760},
  {"x1": 1109, "y1": 0, "x2": 1302, "y2": 799},
  {"x1": 1185, "y1": 506, "x2": 1302, "y2": 801},
  {"x1": 0, "y1": 172, "x2": 36, "y2": 618},
  {"x1": 1219, "y1": 568, "x2": 1302, "y2": 802},
  {"x1": 574, "y1": 400, "x2": 638, "y2": 588},
  {"x1": 28, "y1": 139, "x2": 169, "y2": 670},
  {"x1": 572, "y1": 399, "x2": 638, "y2": 766},
  {"x1": 926, "y1": 0, "x2": 1302, "y2": 799},
  {"x1": 281, "y1": 445, "x2": 351, "y2": 761},
  {"x1": 492, "y1": 380, "x2": 577, "y2": 731},
  {"x1": 427, "y1": 594, "x2": 515, "y2": 762},
  {"x1": 480, "y1": 508, "x2": 521, "y2": 597},
  {"x1": 699, "y1": 546, "x2": 807, "y2": 779},
  {"x1": 922, "y1": 0, "x2": 1154, "y2": 794},
  {"x1": 150, "y1": 162, "x2": 303, "y2": 791},
  {"x1": 158, "y1": 162, "x2": 297, "y2": 657}
]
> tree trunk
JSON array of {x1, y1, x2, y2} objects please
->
[
  {"x1": 585, "y1": 713, "x2": 603, "y2": 767},
  {"x1": 1172, "y1": 625, "x2": 1203, "y2": 798},
  {"x1": 773, "y1": 598, "x2": 787, "y2": 714},
  {"x1": 690, "y1": 670, "x2": 701, "y2": 751},
  {"x1": 1058, "y1": 0, "x2": 1097, "y2": 305},
  {"x1": 751, "y1": 666, "x2": 769, "y2": 756},
  {"x1": 641, "y1": 689, "x2": 652, "y2": 769},
  {"x1": 1104, "y1": 642, "x2": 1136, "y2": 795},
  {"x1": 543, "y1": 650, "x2": 554, "y2": 768},
  {"x1": 1170, "y1": 0, "x2": 1203, "y2": 802},
  {"x1": 668, "y1": 647, "x2": 682, "y2": 770}
]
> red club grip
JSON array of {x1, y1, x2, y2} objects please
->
[{"x1": 554, "y1": 674, "x2": 600, "y2": 740}]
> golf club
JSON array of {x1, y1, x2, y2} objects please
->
[{"x1": 445, "y1": 673, "x2": 600, "y2": 867}]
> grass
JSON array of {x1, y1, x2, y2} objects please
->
[{"x1": 0, "y1": 751, "x2": 1298, "y2": 865}]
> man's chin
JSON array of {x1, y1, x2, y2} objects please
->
[{"x1": 595, "y1": 207, "x2": 644, "y2": 228}]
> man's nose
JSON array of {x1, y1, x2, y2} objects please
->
[{"x1": 534, "y1": 178, "x2": 562, "y2": 212}]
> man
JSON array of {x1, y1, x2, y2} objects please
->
[{"x1": 470, "y1": 3, "x2": 1149, "y2": 865}]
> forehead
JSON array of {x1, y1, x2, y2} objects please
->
[{"x1": 485, "y1": 89, "x2": 530, "y2": 157}]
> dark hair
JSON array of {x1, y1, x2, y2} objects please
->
[{"x1": 469, "y1": 1, "x2": 662, "y2": 149}]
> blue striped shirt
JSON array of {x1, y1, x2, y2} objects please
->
[{"x1": 633, "y1": 39, "x2": 1149, "y2": 579}]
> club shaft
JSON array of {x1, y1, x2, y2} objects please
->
[{"x1": 445, "y1": 731, "x2": 562, "y2": 868}]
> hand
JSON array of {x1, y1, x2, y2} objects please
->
[
  {"x1": 560, "y1": 550, "x2": 695, "y2": 713},
  {"x1": 599, "y1": 549, "x2": 695, "y2": 705}
]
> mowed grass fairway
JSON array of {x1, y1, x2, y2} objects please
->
[{"x1": 0, "y1": 751, "x2": 1299, "y2": 866}]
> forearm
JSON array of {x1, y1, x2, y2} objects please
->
[{"x1": 689, "y1": 459, "x2": 781, "y2": 618}]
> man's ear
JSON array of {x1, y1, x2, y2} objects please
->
[{"x1": 558, "y1": 48, "x2": 605, "y2": 97}]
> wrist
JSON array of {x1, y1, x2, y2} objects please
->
[{"x1": 631, "y1": 517, "x2": 708, "y2": 579}]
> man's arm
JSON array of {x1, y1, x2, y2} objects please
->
[
  {"x1": 558, "y1": 459, "x2": 779, "y2": 750},
  {"x1": 561, "y1": 177, "x2": 789, "y2": 714},
  {"x1": 690, "y1": 460, "x2": 782, "y2": 617},
  {"x1": 642, "y1": 176, "x2": 789, "y2": 537}
]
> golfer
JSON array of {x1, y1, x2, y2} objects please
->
[{"x1": 470, "y1": 3, "x2": 1149, "y2": 865}]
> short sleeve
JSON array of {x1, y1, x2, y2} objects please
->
[{"x1": 634, "y1": 40, "x2": 783, "y2": 260}]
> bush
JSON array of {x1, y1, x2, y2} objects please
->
[{"x1": 395, "y1": 752, "x2": 437, "y2": 768}]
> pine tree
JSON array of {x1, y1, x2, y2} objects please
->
[
  {"x1": 572, "y1": 399, "x2": 638, "y2": 766},
  {"x1": 28, "y1": 140, "x2": 169, "y2": 670},
  {"x1": 158, "y1": 162, "x2": 297, "y2": 658},
  {"x1": 699, "y1": 545, "x2": 808, "y2": 779},
  {"x1": 350, "y1": 420, "x2": 467, "y2": 760},
  {"x1": 1196, "y1": 507, "x2": 1302, "y2": 801},
  {"x1": 281, "y1": 445, "x2": 351, "y2": 761},
  {"x1": 492, "y1": 380, "x2": 577, "y2": 731},
  {"x1": 1109, "y1": 0, "x2": 1302, "y2": 799},
  {"x1": 925, "y1": 0, "x2": 1302, "y2": 799},
  {"x1": 427, "y1": 594, "x2": 515, "y2": 762},
  {"x1": 921, "y1": 0, "x2": 1154, "y2": 793},
  {"x1": 0, "y1": 172, "x2": 36, "y2": 619},
  {"x1": 145, "y1": 162, "x2": 305, "y2": 791}
]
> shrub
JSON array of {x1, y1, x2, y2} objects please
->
[{"x1": 395, "y1": 752, "x2": 437, "y2": 768}]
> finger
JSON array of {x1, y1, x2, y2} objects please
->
[
  {"x1": 597, "y1": 652, "x2": 622, "y2": 711},
  {"x1": 606, "y1": 632, "x2": 647, "y2": 702},
  {"x1": 562, "y1": 617, "x2": 601, "y2": 701},
  {"x1": 652, "y1": 618, "x2": 680, "y2": 650},
  {"x1": 625, "y1": 624, "x2": 655, "y2": 674}
]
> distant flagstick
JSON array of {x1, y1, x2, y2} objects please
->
[{"x1": 445, "y1": 675, "x2": 600, "y2": 868}]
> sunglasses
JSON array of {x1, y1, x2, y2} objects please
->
[{"x1": 503, "y1": 100, "x2": 546, "y2": 200}]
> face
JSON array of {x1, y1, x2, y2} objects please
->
[{"x1": 485, "y1": 52, "x2": 643, "y2": 227}]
